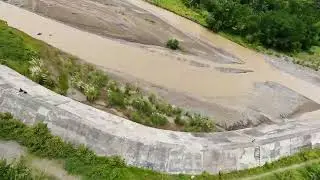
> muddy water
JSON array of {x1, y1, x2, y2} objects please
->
[
  {"x1": 0, "y1": 1, "x2": 255, "y2": 98},
  {"x1": 129, "y1": 0, "x2": 320, "y2": 104},
  {"x1": 0, "y1": 0, "x2": 320, "y2": 115}
]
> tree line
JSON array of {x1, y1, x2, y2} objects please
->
[{"x1": 184, "y1": 0, "x2": 320, "y2": 52}]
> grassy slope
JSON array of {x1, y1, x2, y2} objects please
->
[
  {"x1": 1, "y1": 113, "x2": 320, "y2": 179},
  {"x1": 145, "y1": 0, "x2": 320, "y2": 71}
]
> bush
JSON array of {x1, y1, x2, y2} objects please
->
[
  {"x1": 128, "y1": 111, "x2": 144, "y2": 124},
  {"x1": 131, "y1": 98, "x2": 154, "y2": 115},
  {"x1": 150, "y1": 112, "x2": 168, "y2": 126},
  {"x1": 28, "y1": 58, "x2": 55, "y2": 89},
  {"x1": 166, "y1": 38, "x2": 180, "y2": 50},
  {"x1": 184, "y1": 114, "x2": 214, "y2": 132},
  {"x1": 107, "y1": 80, "x2": 120, "y2": 92},
  {"x1": 106, "y1": 90, "x2": 127, "y2": 108},
  {"x1": 155, "y1": 102, "x2": 175, "y2": 116},
  {"x1": 174, "y1": 115, "x2": 185, "y2": 126},
  {"x1": 84, "y1": 84, "x2": 100, "y2": 102},
  {"x1": 87, "y1": 70, "x2": 108, "y2": 89}
]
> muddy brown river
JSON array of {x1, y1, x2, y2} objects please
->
[{"x1": 1, "y1": 0, "x2": 320, "y2": 129}]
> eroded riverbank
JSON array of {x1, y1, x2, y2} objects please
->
[{"x1": 1, "y1": 0, "x2": 320, "y2": 129}]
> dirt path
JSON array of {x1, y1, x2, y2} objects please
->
[
  {"x1": 1, "y1": 0, "x2": 320, "y2": 129},
  {"x1": 0, "y1": 140, "x2": 78, "y2": 180},
  {"x1": 30, "y1": 157, "x2": 79, "y2": 180},
  {"x1": 240, "y1": 158, "x2": 320, "y2": 180}
]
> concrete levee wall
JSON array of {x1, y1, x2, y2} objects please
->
[{"x1": 0, "y1": 65, "x2": 319, "y2": 174}]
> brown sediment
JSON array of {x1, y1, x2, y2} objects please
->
[{"x1": 1, "y1": 0, "x2": 320, "y2": 129}]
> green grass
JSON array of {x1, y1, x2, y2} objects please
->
[
  {"x1": 0, "y1": 20, "x2": 71, "y2": 93},
  {"x1": 295, "y1": 46, "x2": 320, "y2": 71},
  {"x1": 145, "y1": 0, "x2": 320, "y2": 71},
  {"x1": 146, "y1": 0, "x2": 207, "y2": 26},
  {"x1": 259, "y1": 162, "x2": 320, "y2": 180},
  {"x1": 1, "y1": 112, "x2": 320, "y2": 180}
]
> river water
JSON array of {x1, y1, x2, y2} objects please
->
[{"x1": 0, "y1": 0, "x2": 319, "y2": 118}]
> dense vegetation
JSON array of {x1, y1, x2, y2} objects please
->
[
  {"x1": 0, "y1": 19, "x2": 215, "y2": 132},
  {"x1": 185, "y1": 0, "x2": 320, "y2": 52},
  {"x1": 0, "y1": 112, "x2": 320, "y2": 179},
  {"x1": 147, "y1": 0, "x2": 320, "y2": 70}
]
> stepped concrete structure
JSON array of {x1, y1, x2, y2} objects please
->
[{"x1": 0, "y1": 65, "x2": 320, "y2": 174}]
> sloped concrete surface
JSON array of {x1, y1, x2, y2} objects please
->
[{"x1": 0, "y1": 65, "x2": 320, "y2": 174}]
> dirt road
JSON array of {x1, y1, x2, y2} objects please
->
[
  {"x1": 240, "y1": 158, "x2": 320, "y2": 180},
  {"x1": 1, "y1": 0, "x2": 320, "y2": 129}
]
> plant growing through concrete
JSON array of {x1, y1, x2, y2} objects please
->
[{"x1": 166, "y1": 38, "x2": 180, "y2": 50}]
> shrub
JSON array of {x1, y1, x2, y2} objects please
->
[
  {"x1": 184, "y1": 114, "x2": 214, "y2": 132},
  {"x1": 155, "y1": 102, "x2": 175, "y2": 116},
  {"x1": 28, "y1": 58, "x2": 55, "y2": 89},
  {"x1": 128, "y1": 111, "x2": 144, "y2": 124},
  {"x1": 107, "y1": 80, "x2": 120, "y2": 92},
  {"x1": 166, "y1": 38, "x2": 180, "y2": 50},
  {"x1": 87, "y1": 70, "x2": 108, "y2": 89},
  {"x1": 131, "y1": 98, "x2": 154, "y2": 115},
  {"x1": 84, "y1": 84, "x2": 99, "y2": 102},
  {"x1": 150, "y1": 112, "x2": 168, "y2": 126},
  {"x1": 174, "y1": 115, "x2": 185, "y2": 126},
  {"x1": 106, "y1": 90, "x2": 127, "y2": 108}
]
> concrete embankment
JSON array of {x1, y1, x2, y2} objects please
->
[
  {"x1": 1, "y1": 1, "x2": 320, "y2": 130},
  {"x1": 1, "y1": 65, "x2": 320, "y2": 174}
]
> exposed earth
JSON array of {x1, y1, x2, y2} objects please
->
[
  {"x1": 0, "y1": 140, "x2": 78, "y2": 180},
  {"x1": 1, "y1": 0, "x2": 320, "y2": 130}
]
